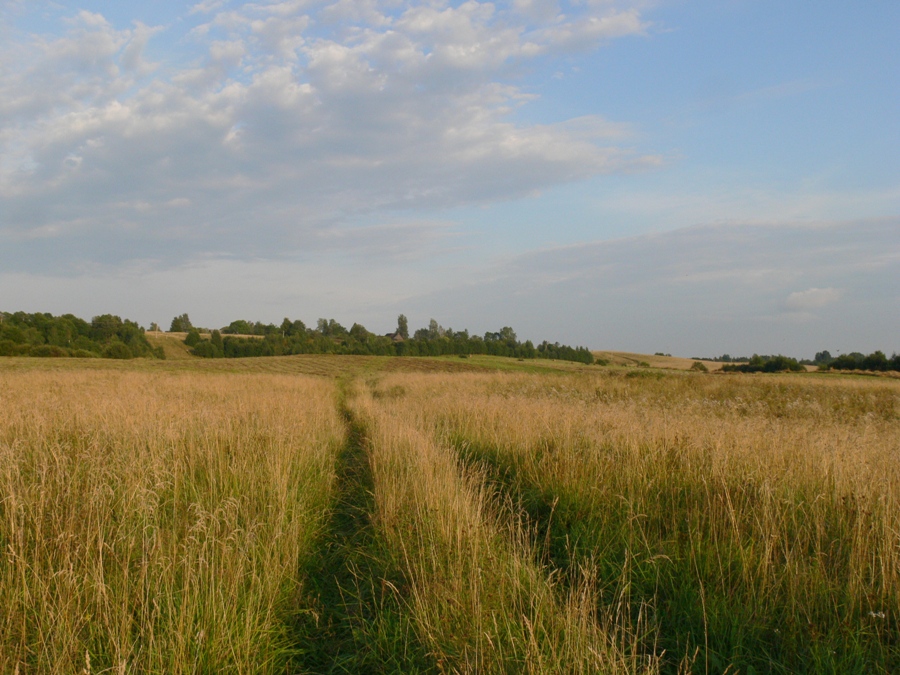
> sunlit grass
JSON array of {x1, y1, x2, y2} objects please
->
[
  {"x1": 372, "y1": 370, "x2": 900, "y2": 673},
  {"x1": 0, "y1": 370, "x2": 343, "y2": 673},
  {"x1": 2, "y1": 357, "x2": 897, "y2": 673}
]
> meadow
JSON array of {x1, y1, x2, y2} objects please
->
[{"x1": 1, "y1": 353, "x2": 897, "y2": 673}]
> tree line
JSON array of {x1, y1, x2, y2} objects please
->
[
  {"x1": 721, "y1": 355, "x2": 806, "y2": 373},
  {"x1": 0, "y1": 311, "x2": 162, "y2": 359},
  {"x1": 812, "y1": 350, "x2": 900, "y2": 373},
  {"x1": 177, "y1": 314, "x2": 595, "y2": 364},
  {"x1": 718, "y1": 350, "x2": 900, "y2": 373}
]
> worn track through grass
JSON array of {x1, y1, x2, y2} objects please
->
[{"x1": 290, "y1": 379, "x2": 435, "y2": 673}]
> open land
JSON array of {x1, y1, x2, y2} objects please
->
[{"x1": 1, "y1": 350, "x2": 898, "y2": 673}]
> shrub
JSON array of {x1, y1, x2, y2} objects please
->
[
  {"x1": 30, "y1": 345, "x2": 70, "y2": 358},
  {"x1": 184, "y1": 329, "x2": 202, "y2": 347},
  {"x1": 690, "y1": 361, "x2": 709, "y2": 372},
  {"x1": 191, "y1": 340, "x2": 223, "y2": 358},
  {"x1": 102, "y1": 342, "x2": 133, "y2": 359}
]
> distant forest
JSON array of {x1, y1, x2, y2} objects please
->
[
  {"x1": 3, "y1": 311, "x2": 897, "y2": 372},
  {"x1": 699, "y1": 350, "x2": 900, "y2": 373},
  {"x1": 0, "y1": 311, "x2": 594, "y2": 365},
  {"x1": 174, "y1": 313, "x2": 596, "y2": 364},
  {"x1": 0, "y1": 312, "x2": 162, "y2": 360}
]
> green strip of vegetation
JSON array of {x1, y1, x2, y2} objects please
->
[
  {"x1": 288, "y1": 382, "x2": 436, "y2": 673},
  {"x1": 187, "y1": 314, "x2": 596, "y2": 365}
]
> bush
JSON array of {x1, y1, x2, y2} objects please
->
[
  {"x1": 102, "y1": 342, "x2": 133, "y2": 359},
  {"x1": 690, "y1": 361, "x2": 709, "y2": 372},
  {"x1": 0, "y1": 340, "x2": 20, "y2": 356},
  {"x1": 30, "y1": 345, "x2": 71, "y2": 358},
  {"x1": 72, "y1": 349, "x2": 99, "y2": 358},
  {"x1": 191, "y1": 340, "x2": 223, "y2": 358},
  {"x1": 722, "y1": 355, "x2": 804, "y2": 373},
  {"x1": 184, "y1": 329, "x2": 202, "y2": 347}
]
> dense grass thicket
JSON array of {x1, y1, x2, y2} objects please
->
[{"x1": 1, "y1": 356, "x2": 898, "y2": 673}]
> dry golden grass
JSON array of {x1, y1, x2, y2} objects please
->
[
  {"x1": 593, "y1": 351, "x2": 724, "y2": 371},
  {"x1": 144, "y1": 331, "x2": 195, "y2": 360},
  {"x1": 3, "y1": 354, "x2": 898, "y2": 673},
  {"x1": 0, "y1": 369, "x2": 343, "y2": 673},
  {"x1": 367, "y1": 369, "x2": 900, "y2": 672},
  {"x1": 352, "y1": 381, "x2": 659, "y2": 674}
]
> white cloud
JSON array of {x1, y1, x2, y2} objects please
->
[
  {"x1": 785, "y1": 287, "x2": 842, "y2": 311},
  {"x1": 190, "y1": 1, "x2": 230, "y2": 16},
  {"x1": 0, "y1": 1, "x2": 654, "y2": 272}
]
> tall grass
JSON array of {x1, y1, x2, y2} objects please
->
[
  {"x1": 0, "y1": 370, "x2": 343, "y2": 673},
  {"x1": 4, "y1": 358, "x2": 898, "y2": 673},
  {"x1": 352, "y1": 381, "x2": 659, "y2": 673},
  {"x1": 371, "y1": 370, "x2": 900, "y2": 673}
]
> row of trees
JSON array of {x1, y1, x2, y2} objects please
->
[
  {"x1": 814, "y1": 350, "x2": 900, "y2": 372},
  {"x1": 691, "y1": 354, "x2": 751, "y2": 363},
  {"x1": 721, "y1": 355, "x2": 806, "y2": 373},
  {"x1": 0, "y1": 312, "x2": 163, "y2": 359},
  {"x1": 183, "y1": 315, "x2": 595, "y2": 365}
]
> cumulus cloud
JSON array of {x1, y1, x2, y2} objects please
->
[
  {"x1": 0, "y1": 1, "x2": 653, "y2": 273},
  {"x1": 785, "y1": 287, "x2": 842, "y2": 311}
]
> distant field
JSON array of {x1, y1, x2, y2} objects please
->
[
  {"x1": 1, "y1": 355, "x2": 897, "y2": 673},
  {"x1": 594, "y1": 350, "x2": 727, "y2": 370}
]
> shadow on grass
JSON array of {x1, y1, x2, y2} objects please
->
[{"x1": 450, "y1": 436, "x2": 898, "y2": 675}]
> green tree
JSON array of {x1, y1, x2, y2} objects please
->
[
  {"x1": 349, "y1": 323, "x2": 370, "y2": 341},
  {"x1": 169, "y1": 314, "x2": 193, "y2": 332},
  {"x1": 91, "y1": 314, "x2": 123, "y2": 342},
  {"x1": 184, "y1": 329, "x2": 202, "y2": 347},
  {"x1": 397, "y1": 314, "x2": 409, "y2": 339},
  {"x1": 102, "y1": 342, "x2": 133, "y2": 359}
]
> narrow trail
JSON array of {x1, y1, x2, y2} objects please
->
[
  {"x1": 452, "y1": 438, "x2": 578, "y2": 581},
  {"x1": 290, "y1": 379, "x2": 434, "y2": 674}
]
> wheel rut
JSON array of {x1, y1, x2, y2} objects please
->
[{"x1": 289, "y1": 379, "x2": 434, "y2": 674}]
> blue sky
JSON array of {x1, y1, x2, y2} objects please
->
[{"x1": 1, "y1": 0, "x2": 898, "y2": 358}]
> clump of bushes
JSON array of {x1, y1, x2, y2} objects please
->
[
  {"x1": 0, "y1": 311, "x2": 163, "y2": 360},
  {"x1": 722, "y1": 355, "x2": 804, "y2": 373},
  {"x1": 819, "y1": 350, "x2": 900, "y2": 373}
]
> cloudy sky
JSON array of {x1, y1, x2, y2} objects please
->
[{"x1": 1, "y1": 0, "x2": 898, "y2": 358}]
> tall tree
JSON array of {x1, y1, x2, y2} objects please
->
[
  {"x1": 397, "y1": 314, "x2": 409, "y2": 339},
  {"x1": 169, "y1": 314, "x2": 193, "y2": 332}
]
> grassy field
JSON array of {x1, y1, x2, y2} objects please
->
[{"x1": 1, "y1": 354, "x2": 898, "y2": 673}]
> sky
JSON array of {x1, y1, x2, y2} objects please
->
[{"x1": 1, "y1": 0, "x2": 898, "y2": 358}]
